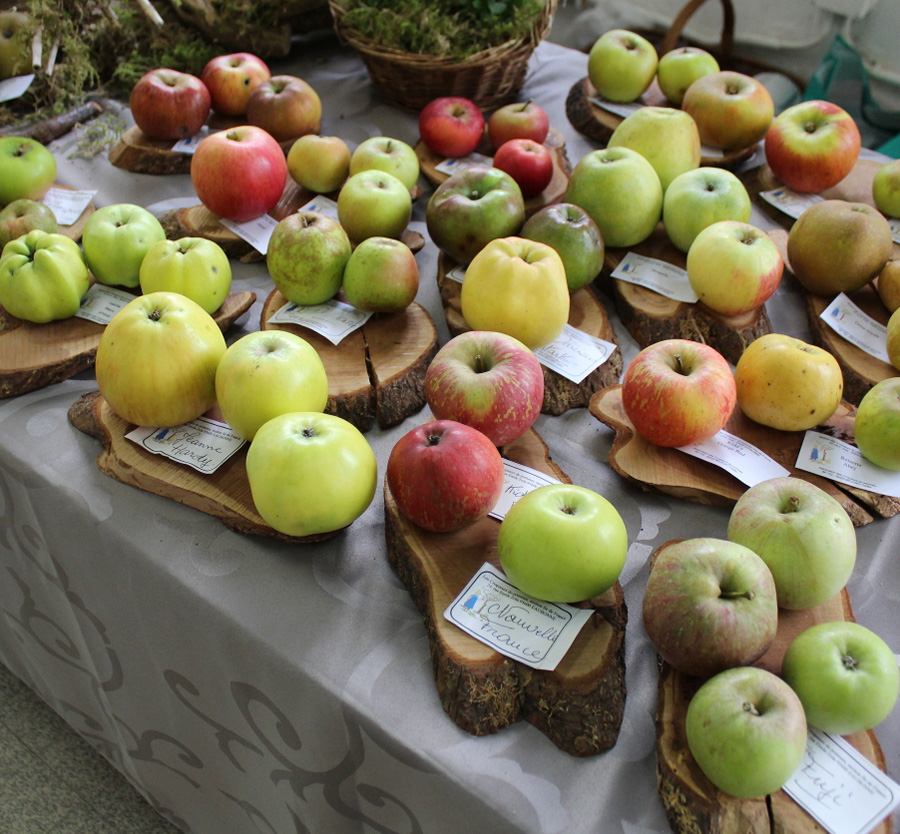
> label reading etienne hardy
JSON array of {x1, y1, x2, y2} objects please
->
[
  {"x1": 445, "y1": 563, "x2": 594, "y2": 670},
  {"x1": 678, "y1": 430, "x2": 790, "y2": 488},
  {"x1": 796, "y1": 431, "x2": 900, "y2": 499},
  {"x1": 126, "y1": 418, "x2": 245, "y2": 475},
  {"x1": 41, "y1": 187, "x2": 96, "y2": 226}
]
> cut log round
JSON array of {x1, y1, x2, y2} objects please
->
[{"x1": 108, "y1": 126, "x2": 194, "y2": 176}]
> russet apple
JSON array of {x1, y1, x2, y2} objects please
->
[
  {"x1": 888, "y1": 306, "x2": 900, "y2": 371},
  {"x1": 587, "y1": 28, "x2": 658, "y2": 103},
  {"x1": 246, "y1": 74, "x2": 322, "y2": 142},
  {"x1": 876, "y1": 259, "x2": 900, "y2": 313}
]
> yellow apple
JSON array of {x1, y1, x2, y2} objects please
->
[
  {"x1": 887, "y1": 306, "x2": 900, "y2": 371},
  {"x1": 286, "y1": 134, "x2": 350, "y2": 194},
  {"x1": 734, "y1": 333, "x2": 843, "y2": 431},
  {"x1": 876, "y1": 259, "x2": 900, "y2": 314}
]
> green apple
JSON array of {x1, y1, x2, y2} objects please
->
[
  {"x1": 854, "y1": 377, "x2": 900, "y2": 469},
  {"x1": 336, "y1": 169, "x2": 412, "y2": 243},
  {"x1": 656, "y1": 46, "x2": 720, "y2": 106},
  {"x1": 0, "y1": 11, "x2": 31, "y2": 79},
  {"x1": 685, "y1": 666, "x2": 807, "y2": 798},
  {"x1": 497, "y1": 483, "x2": 628, "y2": 603},
  {"x1": 0, "y1": 136, "x2": 57, "y2": 204},
  {"x1": 349, "y1": 135, "x2": 419, "y2": 191},
  {"x1": 341, "y1": 236, "x2": 419, "y2": 313},
  {"x1": 0, "y1": 230, "x2": 89, "y2": 323},
  {"x1": 215, "y1": 330, "x2": 328, "y2": 440},
  {"x1": 607, "y1": 106, "x2": 701, "y2": 192},
  {"x1": 872, "y1": 158, "x2": 900, "y2": 218},
  {"x1": 877, "y1": 259, "x2": 900, "y2": 313},
  {"x1": 565, "y1": 146, "x2": 662, "y2": 248},
  {"x1": 139, "y1": 237, "x2": 232, "y2": 315},
  {"x1": 587, "y1": 28, "x2": 658, "y2": 103},
  {"x1": 782, "y1": 621, "x2": 899, "y2": 735},
  {"x1": 266, "y1": 210, "x2": 351, "y2": 305},
  {"x1": 286, "y1": 134, "x2": 351, "y2": 194},
  {"x1": 81, "y1": 202, "x2": 166, "y2": 289},
  {"x1": 663, "y1": 166, "x2": 752, "y2": 253},
  {"x1": 245, "y1": 411, "x2": 377, "y2": 538},
  {"x1": 726, "y1": 476, "x2": 856, "y2": 610},
  {"x1": 0, "y1": 198, "x2": 57, "y2": 247},
  {"x1": 95, "y1": 291, "x2": 227, "y2": 428},
  {"x1": 520, "y1": 202, "x2": 605, "y2": 293}
]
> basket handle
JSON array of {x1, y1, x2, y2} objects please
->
[{"x1": 659, "y1": 0, "x2": 735, "y2": 58}]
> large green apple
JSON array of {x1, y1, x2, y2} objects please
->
[
  {"x1": 0, "y1": 229, "x2": 89, "y2": 323},
  {"x1": 656, "y1": 46, "x2": 720, "y2": 106},
  {"x1": 336, "y1": 169, "x2": 412, "y2": 243},
  {"x1": 0, "y1": 198, "x2": 57, "y2": 247},
  {"x1": 854, "y1": 377, "x2": 900, "y2": 469},
  {"x1": 245, "y1": 411, "x2": 377, "y2": 538},
  {"x1": 349, "y1": 135, "x2": 420, "y2": 191},
  {"x1": 81, "y1": 202, "x2": 166, "y2": 288},
  {"x1": 496, "y1": 483, "x2": 628, "y2": 603},
  {"x1": 872, "y1": 158, "x2": 900, "y2": 218},
  {"x1": 0, "y1": 136, "x2": 57, "y2": 204},
  {"x1": 341, "y1": 235, "x2": 419, "y2": 313},
  {"x1": 587, "y1": 28, "x2": 658, "y2": 103},
  {"x1": 139, "y1": 237, "x2": 232, "y2": 314}
]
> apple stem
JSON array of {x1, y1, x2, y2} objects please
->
[
  {"x1": 674, "y1": 353, "x2": 686, "y2": 375},
  {"x1": 426, "y1": 432, "x2": 442, "y2": 447},
  {"x1": 785, "y1": 495, "x2": 801, "y2": 513},
  {"x1": 742, "y1": 701, "x2": 761, "y2": 717},
  {"x1": 518, "y1": 98, "x2": 533, "y2": 112}
]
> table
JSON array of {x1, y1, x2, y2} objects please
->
[{"x1": 0, "y1": 35, "x2": 897, "y2": 834}]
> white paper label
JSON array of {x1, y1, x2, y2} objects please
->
[
  {"x1": 298, "y1": 194, "x2": 340, "y2": 220},
  {"x1": 444, "y1": 563, "x2": 595, "y2": 670},
  {"x1": 219, "y1": 212, "x2": 280, "y2": 254},
  {"x1": 758, "y1": 187, "x2": 824, "y2": 220},
  {"x1": 795, "y1": 431, "x2": 900, "y2": 498},
  {"x1": 444, "y1": 265, "x2": 466, "y2": 284},
  {"x1": 611, "y1": 251, "x2": 699, "y2": 304},
  {"x1": 0, "y1": 74, "x2": 34, "y2": 102},
  {"x1": 888, "y1": 216, "x2": 900, "y2": 245},
  {"x1": 679, "y1": 430, "x2": 791, "y2": 487},
  {"x1": 820, "y1": 293, "x2": 890, "y2": 364},
  {"x1": 41, "y1": 187, "x2": 96, "y2": 226},
  {"x1": 783, "y1": 728, "x2": 900, "y2": 834},
  {"x1": 587, "y1": 94, "x2": 643, "y2": 120},
  {"x1": 534, "y1": 324, "x2": 615, "y2": 384},
  {"x1": 268, "y1": 298, "x2": 371, "y2": 345},
  {"x1": 73, "y1": 284, "x2": 135, "y2": 324},
  {"x1": 126, "y1": 418, "x2": 245, "y2": 474},
  {"x1": 489, "y1": 460, "x2": 561, "y2": 521},
  {"x1": 170, "y1": 125, "x2": 214, "y2": 154},
  {"x1": 434, "y1": 151, "x2": 494, "y2": 176}
]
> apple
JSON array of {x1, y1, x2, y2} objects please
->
[
  {"x1": 424, "y1": 329, "x2": 545, "y2": 447},
  {"x1": 487, "y1": 99, "x2": 549, "y2": 150},
  {"x1": 497, "y1": 483, "x2": 628, "y2": 603},
  {"x1": 386, "y1": 419, "x2": 505, "y2": 533},
  {"x1": 341, "y1": 236, "x2": 419, "y2": 313},
  {"x1": 200, "y1": 51, "x2": 270, "y2": 117},
  {"x1": 587, "y1": 28, "x2": 658, "y2": 103},
  {"x1": 607, "y1": 106, "x2": 701, "y2": 192},
  {"x1": 872, "y1": 158, "x2": 900, "y2": 218},
  {"x1": 349, "y1": 136, "x2": 420, "y2": 191},
  {"x1": 888, "y1": 306, "x2": 900, "y2": 371},
  {"x1": 520, "y1": 202, "x2": 605, "y2": 293},
  {"x1": 425, "y1": 165, "x2": 525, "y2": 265},
  {"x1": 726, "y1": 476, "x2": 856, "y2": 610},
  {"x1": 764, "y1": 99, "x2": 861, "y2": 193},
  {"x1": 0, "y1": 230, "x2": 89, "y2": 323},
  {"x1": 266, "y1": 210, "x2": 351, "y2": 305},
  {"x1": 734, "y1": 333, "x2": 843, "y2": 431},
  {"x1": 491, "y1": 138, "x2": 554, "y2": 198},
  {"x1": 138, "y1": 236, "x2": 232, "y2": 315},
  {"x1": 786, "y1": 199, "x2": 893, "y2": 295},
  {"x1": 460, "y1": 236, "x2": 569, "y2": 350},
  {"x1": 129, "y1": 68, "x2": 211, "y2": 141},
  {"x1": 877, "y1": 259, "x2": 900, "y2": 313},
  {"x1": 620, "y1": 338, "x2": 736, "y2": 448},
  {"x1": 246, "y1": 74, "x2": 322, "y2": 143},
  {"x1": 0, "y1": 10, "x2": 31, "y2": 79},
  {"x1": 564, "y1": 146, "x2": 662, "y2": 248},
  {"x1": 246, "y1": 411, "x2": 377, "y2": 538},
  {"x1": 336, "y1": 169, "x2": 412, "y2": 244},
  {"x1": 662, "y1": 166, "x2": 752, "y2": 253},
  {"x1": 214, "y1": 330, "x2": 328, "y2": 440},
  {"x1": 80, "y1": 202, "x2": 166, "y2": 289},
  {"x1": 681, "y1": 70, "x2": 774, "y2": 151},
  {"x1": 685, "y1": 666, "x2": 807, "y2": 798},
  {"x1": 656, "y1": 46, "x2": 720, "y2": 106},
  {"x1": 642, "y1": 537, "x2": 778, "y2": 679},
  {"x1": 418, "y1": 96, "x2": 485, "y2": 158},
  {"x1": 854, "y1": 377, "x2": 900, "y2": 469},
  {"x1": 286, "y1": 134, "x2": 350, "y2": 194},
  {"x1": 686, "y1": 220, "x2": 783, "y2": 316},
  {"x1": 0, "y1": 198, "x2": 57, "y2": 247},
  {"x1": 95, "y1": 291, "x2": 227, "y2": 428},
  {"x1": 0, "y1": 136, "x2": 57, "y2": 204},
  {"x1": 190, "y1": 124, "x2": 288, "y2": 223}
]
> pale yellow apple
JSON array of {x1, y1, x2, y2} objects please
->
[
  {"x1": 287, "y1": 134, "x2": 351, "y2": 194},
  {"x1": 887, "y1": 306, "x2": 900, "y2": 371},
  {"x1": 876, "y1": 259, "x2": 900, "y2": 314},
  {"x1": 734, "y1": 333, "x2": 843, "y2": 431}
]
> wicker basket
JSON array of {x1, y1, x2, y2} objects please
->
[{"x1": 328, "y1": 0, "x2": 558, "y2": 112}]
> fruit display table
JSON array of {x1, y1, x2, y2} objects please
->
[{"x1": 0, "y1": 36, "x2": 897, "y2": 834}]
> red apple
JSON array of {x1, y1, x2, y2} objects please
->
[
  {"x1": 201, "y1": 52, "x2": 271, "y2": 117},
  {"x1": 492, "y1": 138, "x2": 554, "y2": 198},
  {"x1": 386, "y1": 419, "x2": 505, "y2": 533},
  {"x1": 621, "y1": 338, "x2": 737, "y2": 447},
  {"x1": 246, "y1": 74, "x2": 322, "y2": 142},
  {"x1": 764, "y1": 99, "x2": 861, "y2": 193},
  {"x1": 418, "y1": 96, "x2": 485, "y2": 158},
  {"x1": 190, "y1": 125, "x2": 287, "y2": 222},
  {"x1": 487, "y1": 99, "x2": 550, "y2": 150},
  {"x1": 424, "y1": 329, "x2": 545, "y2": 447},
  {"x1": 129, "y1": 68, "x2": 211, "y2": 141}
]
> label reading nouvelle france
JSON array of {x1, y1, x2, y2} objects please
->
[
  {"x1": 41, "y1": 187, "x2": 96, "y2": 226},
  {"x1": 434, "y1": 151, "x2": 493, "y2": 176},
  {"x1": 610, "y1": 251, "x2": 699, "y2": 303},
  {"x1": 796, "y1": 431, "x2": 900, "y2": 499},
  {"x1": 219, "y1": 212, "x2": 280, "y2": 254},
  {"x1": 678, "y1": 430, "x2": 790, "y2": 487},
  {"x1": 534, "y1": 324, "x2": 616, "y2": 384},
  {"x1": 820, "y1": 293, "x2": 891, "y2": 364},
  {"x1": 758, "y1": 187, "x2": 823, "y2": 220},
  {"x1": 489, "y1": 460, "x2": 561, "y2": 521},
  {"x1": 444, "y1": 562, "x2": 594, "y2": 670},
  {"x1": 74, "y1": 284, "x2": 135, "y2": 325},
  {"x1": 268, "y1": 297, "x2": 371, "y2": 345},
  {"x1": 126, "y1": 418, "x2": 245, "y2": 475}
]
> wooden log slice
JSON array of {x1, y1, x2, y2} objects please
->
[
  {"x1": 655, "y1": 538, "x2": 890, "y2": 834},
  {"x1": 261, "y1": 289, "x2": 437, "y2": 432},
  {"x1": 384, "y1": 426, "x2": 627, "y2": 756},
  {"x1": 0, "y1": 290, "x2": 255, "y2": 399},
  {"x1": 108, "y1": 126, "x2": 194, "y2": 176},
  {"x1": 436, "y1": 254, "x2": 623, "y2": 414}
]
